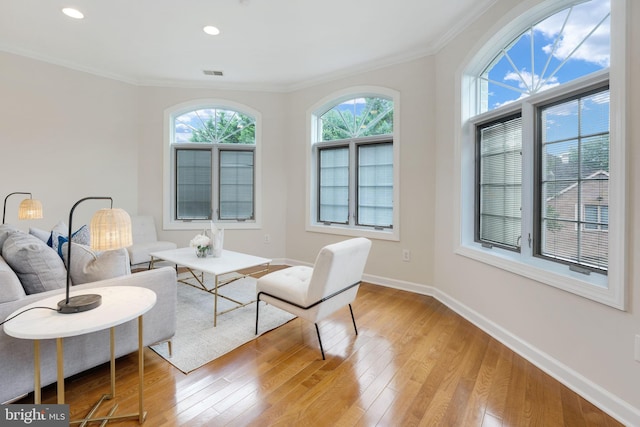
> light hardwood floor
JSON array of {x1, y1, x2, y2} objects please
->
[{"x1": 18, "y1": 282, "x2": 622, "y2": 426}]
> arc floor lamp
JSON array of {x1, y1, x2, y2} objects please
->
[
  {"x1": 2, "y1": 192, "x2": 43, "y2": 224},
  {"x1": 57, "y1": 196, "x2": 132, "y2": 314}
]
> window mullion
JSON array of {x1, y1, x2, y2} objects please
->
[
  {"x1": 349, "y1": 142, "x2": 357, "y2": 225},
  {"x1": 521, "y1": 102, "x2": 535, "y2": 259},
  {"x1": 212, "y1": 146, "x2": 219, "y2": 220}
]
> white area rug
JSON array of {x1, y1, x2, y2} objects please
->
[{"x1": 150, "y1": 273, "x2": 295, "y2": 373}]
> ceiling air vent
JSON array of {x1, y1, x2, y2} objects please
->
[{"x1": 203, "y1": 70, "x2": 224, "y2": 76}]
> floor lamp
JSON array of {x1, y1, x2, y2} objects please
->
[
  {"x1": 57, "y1": 196, "x2": 132, "y2": 314},
  {"x1": 2, "y1": 192, "x2": 43, "y2": 224}
]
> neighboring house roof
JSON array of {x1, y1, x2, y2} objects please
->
[{"x1": 546, "y1": 170, "x2": 609, "y2": 202}]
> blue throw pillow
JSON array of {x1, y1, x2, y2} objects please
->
[{"x1": 53, "y1": 224, "x2": 91, "y2": 257}]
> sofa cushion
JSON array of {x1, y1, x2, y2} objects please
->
[
  {"x1": 0, "y1": 224, "x2": 21, "y2": 255},
  {"x1": 62, "y1": 242, "x2": 131, "y2": 285},
  {"x1": 3, "y1": 233, "x2": 67, "y2": 294},
  {"x1": 0, "y1": 255, "x2": 26, "y2": 303}
]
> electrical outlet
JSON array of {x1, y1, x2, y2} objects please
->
[
  {"x1": 264, "y1": 234, "x2": 271, "y2": 244},
  {"x1": 402, "y1": 249, "x2": 411, "y2": 262},
  {"x1": 635, "y1": 335, "x2": 640, "y2": 362}
]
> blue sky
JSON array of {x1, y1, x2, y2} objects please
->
[{"x1": 485, "y1": 0, "x2": 610, "y2": 110}]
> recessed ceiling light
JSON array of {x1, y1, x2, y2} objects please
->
[
  {"x1": 203, "y1": 26, "x2": 221, "y2": 36},
  {"x1": 62, "y1": 8, "x2": 84, "y2": 19}
]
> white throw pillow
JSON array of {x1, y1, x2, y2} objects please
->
[{"x1": 62, "y1": 242, "x2": 131, "y2": 285}]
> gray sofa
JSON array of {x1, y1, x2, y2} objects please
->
[{"x1": 0, "y1": 252, "x2": 177, "y2": 404}]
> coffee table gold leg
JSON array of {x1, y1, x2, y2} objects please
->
[
  {"x1": 56, "y1": 337, "x2": 64, "y2": 404},
  {"x1": 33, "y1": 340, "x2": 41, "y2": 404},
  {"x1": 214, "y1": 275, "x2": 219, "y2": 327}
]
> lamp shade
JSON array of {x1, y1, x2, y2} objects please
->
[
  {"x1": 90, "y1": 208, "x2": 133, "y2": 251},
  {"x1": 17, "y1": 198, "x2": 43, "y2": 220}
]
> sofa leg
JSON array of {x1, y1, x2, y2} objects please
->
[
  {"x1": 315, "y1": 323, "x2": 326, "y2": 360},
  {"x1": 167, "y1": 340, "x2": 173, "y2": 357}
]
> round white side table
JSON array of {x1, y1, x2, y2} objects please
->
[{"x1": 4, "y1": 286, "x2": 156, "y2": 424}]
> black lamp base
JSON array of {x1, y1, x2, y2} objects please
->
[{"x1": 57, "y1": 294, "x2": 102, "y2": 314}]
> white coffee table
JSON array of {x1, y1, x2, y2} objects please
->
[
  {"x1": 3, "y1": 286, "x2": 156, "y2": 424},
  {"x1": 149, "y1": 248, "x2": 271, "y2": 326}
]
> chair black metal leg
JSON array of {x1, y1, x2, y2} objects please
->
[
  {"x1": 255, "y1": 299, "x2": 260, "y2": 335},
  {"x1": 349, "y1": 304, "x2": 358, "y2": 335},
  {"x1": 314, "y1": 323, "x2": 326, "y2": 360}
]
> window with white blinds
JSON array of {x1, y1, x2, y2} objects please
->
[
  {"x1": 461, "y1": 0, "x2": 626, "y2": 308},
  {"x1": 311, "y1": 94, "x2": 396, "y2": 234},
  {"x1": 169, "y1": 105, "x2": 258, "y2": 225},
  {"x1": 539, "y1": 88, "x2": 609, "y2": 272},
  {"x1": 477, "y1": 115, "x2": 522, "y2": 250}
]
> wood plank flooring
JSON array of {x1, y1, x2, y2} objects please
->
[{"x1": 17, "y1": 283, "x2": 623, "y2": 426}]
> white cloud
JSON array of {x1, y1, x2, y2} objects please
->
[
  {"x1": 536, "y1": 0, "x2": 610, "y2": 67},
  {"x1": 504, "y1": 69, "x2": 560, "y2": 92},
  {"x1": 491, "y1": 70, "x2": 560, "y2": 109}
]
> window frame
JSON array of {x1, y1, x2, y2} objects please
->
[
  {"x1": 534, "y1": 84, "x2": 610, "y2": 274},
  {"x1": 306, "y1": 87, "x2": 400, "y2": 241},
  {"x1": 455, "y1": 0, "x2": 627, "y2": 310},
  {"x1": 163, "y1": 100, "x2": 262, "y2": 231},
  {"x1": 475, "y1": 112, "x2": 523, "y2": 252}
]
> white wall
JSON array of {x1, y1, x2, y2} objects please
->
[
  {"x1": 0, "y1": 52, "x2": 139, "y2": 229},
  {"x1": 285, "y1": 57, "x2": 436, "y2": 284},
  {"x1": 432, "y1": 0, "x2": 640, "y2": 424},
  {"x1": 136, "y1": 86, "x2": 288, "y2": 259}
]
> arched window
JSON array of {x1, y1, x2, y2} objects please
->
[
  {"x1": 164, "y1": 103, "x2": 261, "y2": 230},
  {"x1": 458, "y1": 0, "x2": 626, "y2": 308},
  {"x1": 478, "y1": 0, "x2": 610, "y2": 112},
  {"x1": 308, "y1": 89, "x2": 399, "y2": 240}
]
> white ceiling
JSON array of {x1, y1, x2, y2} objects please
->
[{"x1": 0, "y1": 0, "x2": 495, "y2": 92}]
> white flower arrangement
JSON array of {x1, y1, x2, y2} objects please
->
[{"x1": 190, "y1": 234, "x2": 211, "y2": 249}]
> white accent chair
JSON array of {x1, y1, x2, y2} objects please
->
[
  {"x1": 255, "y1": 237, "x2": 372, "y2": 359},
  {"x1": 126, "y1": 215, "x2": 177, "y2": 268}
]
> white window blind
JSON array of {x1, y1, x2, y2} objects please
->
[
  {"x1": 219, "y1": 150, "x2": 254, "y2": 220},
  {"x1": 176, "y1": 149, "x2": 212, "y2": 220},
  {"x1": 318, "y1": 147, "x2": 349, "y2": 224},
  {"x1": 358, "y1": 143, "x2": 393, "y2": 227},
  {"x1": 540, "y1": 89, "x2": 609, "y2": 271},
  {"x1": 477, "y1": 116, "x2": 522, "y2": 249}
]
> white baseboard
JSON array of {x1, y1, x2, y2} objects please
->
[
  {"x1": 337, "y1": 266, "x2": 639, "y2": 427},
  {"x1": 280, "y1": 258, "x2": 638, "y2": 425}
]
